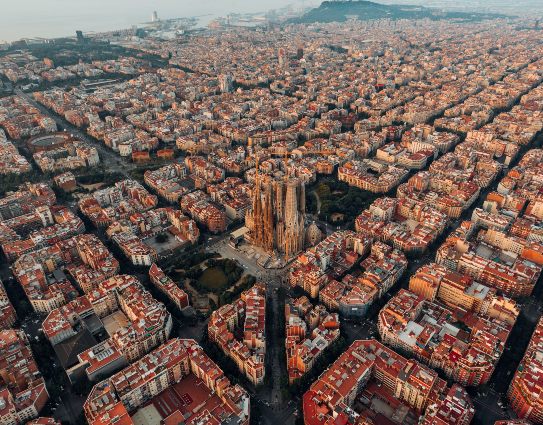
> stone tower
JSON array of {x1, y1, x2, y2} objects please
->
[{"x1": 246, "y1": 175, "x2": 306, "y2": 259}]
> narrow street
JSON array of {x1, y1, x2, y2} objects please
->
[
  {"x1": 267, "y1": 281, "x2": 284, "y2": 407},
  {"x1": 1, "y1": 27, "x2": 540, "y2": 425}
]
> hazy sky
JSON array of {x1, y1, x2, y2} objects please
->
[
  {"x1": 0, "y1": 0, "x2": 314, "y2": 41},
  {"x1": 378, "y1": 0, "x2": 543, "y2": 14},
  {"x1": 2, "y1": 0, "x2": 540, "y2": 41}
]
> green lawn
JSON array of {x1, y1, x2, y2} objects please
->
[{"x1": 198, "y1": 267, "x2": 229, "y2": 290}]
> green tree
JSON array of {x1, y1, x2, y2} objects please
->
[{"x1": 156, "y1": 233, "x2": 169, "y2": 243}]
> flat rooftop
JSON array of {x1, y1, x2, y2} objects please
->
[
  {"x1": 131, "y1": 404, "x2": 162, "y2": 425},
  {"x1": 136, "y1": 373, "x2": 234, "y2": 422},
  {"x1": 102, "y1": 310, "x2": 129, "y2": 336}
]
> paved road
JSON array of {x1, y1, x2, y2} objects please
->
[
  {"x1": 253, "y1": 398, "x2": 298, "y2": 425},
  {"x1": 173, "y1": 315, "x2": 208, "y2": 342},
  {"x1": 210, "y1": 240, "x2": 266, "y2": 277},
  {"x1": 15, "y1": 88, "x2": 132, "y2": 179},
  {"x1": 9, "y1": 55, "x2": 540, "y2": 425},
  {"x1": 267, "y1": 280, "x2": 285, "y2": 407},
  {"x1": 472, "y1": 388, "x2": 512, "y2": 424},
  {"x1": 343, "y1": 317, "x2": 378, "y2": 343}
]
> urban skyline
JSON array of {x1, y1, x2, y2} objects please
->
[{"x1": 0, "y1": 1, "x2": 543, "y2": 425}]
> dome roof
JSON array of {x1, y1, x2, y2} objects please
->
[{"x1": 305, "y1": 221, "x2": 323, "y2": 247}]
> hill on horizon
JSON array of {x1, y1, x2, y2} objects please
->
[{"x1": 292, "y1": 0, "x2": 508, "y2": 24}]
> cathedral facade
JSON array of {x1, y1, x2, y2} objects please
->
[{"x1": 246, "y1": 175, "x2": 306, "y2": 259}]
